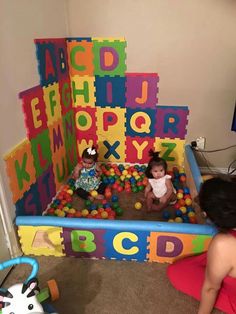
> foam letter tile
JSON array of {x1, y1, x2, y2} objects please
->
[
  {"x1": 96, "y1": 107, "x2": 126, "y2": 139},
  {"x1": 74, "y1": 106, "x2": 97, "y2": 141},
  {"x1": 37, "y1": 165, "x2": 56, "y2": 212},
  {"x1": 59, "y1": 78, "x2": 72, "y2": 115},
  {"x1": 15, "y1": 182, "x2": 42, "y2": 216},
  {"x1": 30, "y1": 129, "x2": 52, "y2": 178},
  {"x1": 67, "y1": 39, "x2": 94, "y2": 77},
  {"x1": 125, "y1": 73, "x2": 159, "y2": 108},
  {"x1": 20, "y1": 86, "x2": 48, "y2": 140},
  {"x1": 18, "y1": 226, "x2": 65, "y2": 256},
  {"x1": 155, "y1": 105, "x2": 189, "y2": 139},
  {"x1": 104, "y1": 229, "x2": 149, "y2": 262},
  {"x1": 4, "y1": 139, "x2": 36, "y2": 203},
  {"x1": 35, "y1": 39, "x2": 58, "y2": 87},
  {"x1": 92, "y1": 38, "x2": 127, "y2": 77},
  {"x1": 62, "y1": 228, "x2": 106, "y2": 258},
  {"x1": 125, "y1": 136, "x2": 155, "y2": 163},
  {"x1": 95, "y1": 75, "x2": 126, "y2": 108},
  {"x1": 126, "y1": 108, "x2": 156, "y2": 138},
  {"x1": 43, "y1": 83, "x2": 62, "y2": 126},
  {"x1": 54, "y1": 38, "x2": 70, "y2": 81},
  {"x1": 71, "y1": 75, "x2": 95, "y2": 108},
  {"x1": 147, "y1": 232, "x2": 205, "y2": 263},
  {"x1": 97, "y1": 136, "x2": 126, "y2": 163},
  {"x1": 154, "y1": 137, "x2": 185, "y2": 168}
]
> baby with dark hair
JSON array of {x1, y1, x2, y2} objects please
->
[
  {"x1": 144, "y1": 150, "x2": 176, "y2": 212},
  {"x1": 73, "y1": 146, "x2": 106, "y2": 200}
]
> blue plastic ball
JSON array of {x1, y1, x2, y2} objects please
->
[
  {"x1": 175, "y1": 209, "x2": 183, "y2": 217},
  {"x1": 111, "y1": 195, "x2": 118, "y2": 202},
  {"x1": 162, "y1": 211, "x2": 171, "y2": 220}
]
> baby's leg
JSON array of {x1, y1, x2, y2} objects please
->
[
  {"x1": 146, "y1": 191, "x2": 156, "y2": 212},
  {"x1": 76, "y1": 188, "x2": 93, "y2": 200},
  {"x1": 95, "y1": 182, "x2": 107, "y2": 199}
]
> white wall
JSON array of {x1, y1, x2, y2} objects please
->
[
  {"x1": 0, "y1": 0, "x2": 69, "y2": 227},
  {"x1": 66, "y1": 0, "x2": 236, "y2": 169}
]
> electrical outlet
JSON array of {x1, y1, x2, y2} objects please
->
[{"x1": 196, "y1": 137, "x2": 206, "y2": 150}]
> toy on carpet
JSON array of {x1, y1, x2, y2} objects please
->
[{"x1": 0, "y1": 257, "x2": 59, "y2": 314}]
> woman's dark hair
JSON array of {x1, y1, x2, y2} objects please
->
[
  {"x1": 145, "y1": 150, "x2": 167, "y2": 178},
  {"x1": 82, "y1": 146, "x2": 98, "y2": 162},
  {"x1": 199, "y1": 177, "x2": 236, "y2": 231}
]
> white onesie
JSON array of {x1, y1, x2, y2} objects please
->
[{"x1": 148, "y1": 174, "x2": 172, "y2": 198}]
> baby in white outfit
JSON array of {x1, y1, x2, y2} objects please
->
[{"x1": 145, "y1": 150, "x2": 176, "y2": 212}]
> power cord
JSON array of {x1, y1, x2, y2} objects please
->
[{"x1": 191, "y1": 143, "x2": 236, "y2": 175}]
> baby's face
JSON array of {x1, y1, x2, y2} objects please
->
[
  {"x1": 151, "y1": 165, "x2": 165, "y2": 179},
  {"x1": 82, "y1": 158, "x2": 95, "y2": 169}
]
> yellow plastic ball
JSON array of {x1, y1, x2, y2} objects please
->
[
  {"x1": 168, "y1": 219, "x2": 175, "y2": 223},
  {"x1": 120, "y1": 175, "x2": 125, "y2": 181},
  {"x1": 101, "y1": 211, "x2": 108, "y2": 219},
  {"x1": 126, "y1": 174, "x2": 131, "y2": 179},
  {"x1": 91, "y1": 210, "x2": 98, "y2": 216},
  {"x1": 185, "y1": 198, "x2": 192, "y2": 206},
  {"x1": 132, "y1": 171, "x2": 138, "y2": 177},
  {"x1": 90, "y1": 190, "x2": 98, "y2": 197},
  {"x1": 188, "y1": 211, "x2": 195, "y2": 218},
  {"x1": 67, "y1": 189, "x2": 73, "y2": 195},
  {"x1": 134, "y1": 202, "x2": 142, "y2": 210},
  {"x1": 122, "y1": 170, "x2": 128, "y2": 176},
  {"x1": 81, "y1": 209, "x2": 89, "y2": 217},
  {"x1": 175, "y1": 217, "x2": 183, "y2": 223},
  {"x1": 179, "y1": 206, "x2": 187, "y2": 214},
  {"x1": 68, "y1": 208, "x2": 76, "y2": 214},
  {"x1": 63, "y1": 206, "x2": 70, "y2": 213},
  {"x1": 177, "y1": 192, "x2": 184, "y2": 199},
  {"x1": 55, "y1": 209, "x2": 65, "y2": 217}
]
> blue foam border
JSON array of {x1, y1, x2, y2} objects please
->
[
  {"x1": 16, "y1": 216, "x2": 217, "y2": 236},
  {"x1": 185, "y1": 144, "x2": 203, "y2": 193}
]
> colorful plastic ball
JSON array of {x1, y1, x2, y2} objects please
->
[
  {"x1": 188, "y1": 211, "x2": 196, "y2": 218},
  {"x1": 111, "y1": 195, "x2": 118, "y2": 202},
  {"x1": 81, "y1": 209, "x2": 89, "y2": 217},
  {"x1": 67, "y1": 189, "x2": 73, "y2": 195},
  {"x1": 175, "y1": 209, "x2": 183, "y2": 217},
  {"x1": 68, "y1": 208, "x2": 76, "y2": 214},
  {"x1": 175, "y1": 217, "x2": 183, "y2": 223},
  {"x1": 115, "y1": 207, "x2": 124, "y2": 216},
  {"x1": 162, "y1": 211, "x2": 170, "y2": 220},
  {"x1": 177, "y1": 192, "x2": 184, "y2": 199},
  {"x1": 187, "y1": 207, "x2": 195, "y2": 213},
  {"x1": 85, "y1": 199, "x2": 92, "y2": 207},
  {"x1": 168, "y1": 219, "x2": 175, "y2": 223},
  {"x1": 179, "y1": 175, "x2": 186, "y2": 182},
  {"x1": 185, "y1": 198, "x2": 192, "y2": 206},
  {"x1": 179, "y1": 206, "x2": 187, "y2": 214},
  {"x1": 101, "y1": 211, "x2": 109, "y2": 219},
  {"x1": 90, "y1": 204, "x2": 97, "y2": 211},
  {"x1": 183, "y1": 187, "x2": 190, "y2": 194},
  {"x1": 182, "y1": 216, "x2": 190, "y2": 223},
  {"x1": 91, "y1": 210, "x2": 98, "y2": 216},
  {"x1": 90, "y1": 190, "x2": 98, "y2": 197},
  {"x1": 112, "y1": 202, "x2": 119, "y2": 209},
  {"x1": 134, "y1": 202, "x2": 142, "y2": 210}
]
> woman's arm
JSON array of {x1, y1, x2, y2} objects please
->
[{"x1": 198, "y1": 235, "x2": 231, "y2": 314}]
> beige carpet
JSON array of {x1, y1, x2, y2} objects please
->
[{"x1": 3, "y1": 256, "x2": 223, "y2": 314}]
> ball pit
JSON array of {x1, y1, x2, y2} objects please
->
[{"x1": 44, "y1": 163, "x2": 197, "y2": 224}]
